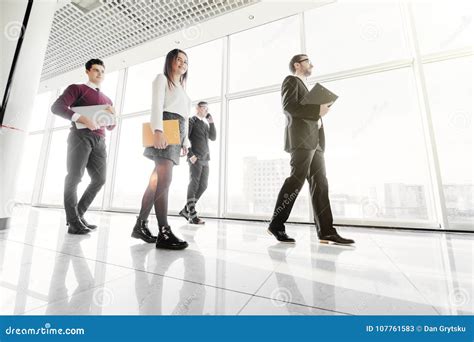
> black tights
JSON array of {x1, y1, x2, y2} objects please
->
[{"x1": 138, "y1": 158, "x2": 174, "y2": 227}]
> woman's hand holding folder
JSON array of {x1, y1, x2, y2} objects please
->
[{"x1": 153, "y1": 130, "x2": 168, "y2": 149}]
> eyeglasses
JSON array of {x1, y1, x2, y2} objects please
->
[{"x1": 297, "y1": 58, "x2": 311, "y2": 64}]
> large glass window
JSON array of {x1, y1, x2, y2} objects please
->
[
  {"x1": 424, "y1": 56, "x2": 473, "y2": 228},
  {"x1": 185, "y1": 39, "x2": 223, "y2": 101},
  {"x1": 111, "y1": 115, "x2": 155, "y2": 209},
  {"x1": 322, "y1": 68, "x2": 434, "y2": 223},
  {"x1": 411, "y1": 0, "x2": 473, "y2": 55},
  {"x1": 122, "y1": 57, "x2": 165, "y2": 114},
  {"x1": 28, "y1": 92, "x2": 51, "y2": 132},
  {"x1": 229, "y1": 15, "x2": 300, "y2": 92},
  {"x1": 22, "y1": 3, "x2": 472, "y2": 231},
  {"x1": 226, "y1": 92, "x2": 310, "y2": 220},
  {"x1": 304, "y1": 1, "x2": 409, "y2": 74},
  {"x1": 15, "y1": 133, "x2": 44, "y2": 203},
  {"x1": 101, "y1": 70, "x2": 119, "y2": 105}
]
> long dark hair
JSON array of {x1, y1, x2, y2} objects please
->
[{"x1": 163, "y1": 48, "x2": 188, "y2": 88}]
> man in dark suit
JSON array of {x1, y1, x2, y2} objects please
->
[
  {"x1": 51, "y1": 59, "x2": 116, "y2": 235},
  {"x1": 268, "y1": 54, "x2": 354, "y2": 245},
  {"x1": 179, "y1": 101, "x2": 217, "y2": 224}
]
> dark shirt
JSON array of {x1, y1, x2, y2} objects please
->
[
  {"x1": 51, "y1": 84, "x2": 114, "y2": 137},
  {"x1": 187, "y1": 116, "x2": 217, "y2": 161}
]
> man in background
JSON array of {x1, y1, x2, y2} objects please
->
[{"x1": 179, "y1": 101, "x2": 217, "y2": 224}]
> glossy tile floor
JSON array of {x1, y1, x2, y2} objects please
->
[{"x1": 1, "y1": 206, "x2": 472, "y2": 316}]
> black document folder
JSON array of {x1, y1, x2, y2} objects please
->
[{"x1": 301, "y1": 83, "x2": 338, "y2": 106}]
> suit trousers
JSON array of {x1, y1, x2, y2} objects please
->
[
  {"x1": 269, "y1": 148, "x2": 336, "y2": 237},
  {"x1": 186, "y1": 160, "x2": 209, "y2": 214},
  {"x1": 64, "y1": 129, "x2": 107, "y2": 222}
]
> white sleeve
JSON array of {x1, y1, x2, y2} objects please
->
[
  {"x1": 150, "y1": 74, "x2": 166, "y2": 132},
  {"x1": 182, "y1": 98, "x2": 192, "y2": 147},
  {"x1": 182, "y1": 117, "x2": 190, "y2": 148},
  {"x1": 71, "y1": 113, "x2": 81, "y2": 122}
]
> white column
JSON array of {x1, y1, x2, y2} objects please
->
[{"x1": 0, "y1": 0, "x2": 57, "y2": 228}]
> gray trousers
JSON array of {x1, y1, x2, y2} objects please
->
[
  {"x1": 64, "y1": 129, "x2": 107, "y2": 222},
  {"x1": 186, "y1": 160, "x2": 209, "y2": 214}
]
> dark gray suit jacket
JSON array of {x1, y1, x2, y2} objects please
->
[{"x1": 281, "y1": 75, "x2": 325, "y2": 152}]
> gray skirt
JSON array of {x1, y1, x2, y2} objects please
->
[{"x1": 143, "y1": 111, "x2": 186, "y2": 165}]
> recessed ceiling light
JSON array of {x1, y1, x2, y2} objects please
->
[
  {"x1": 71, "y1": 0, "x2": 101, "y2": 14},
  {"x1": 248, "y1": 15, "x2": 254, "y2": 20},
  {"x1": 175, "y1": 40, "x2": 181, "y2": 44}
]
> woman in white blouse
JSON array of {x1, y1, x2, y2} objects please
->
[{"x1": 131, "y1": 49, "x2": 191, "y2": 250}]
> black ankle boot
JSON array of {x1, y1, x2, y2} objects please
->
[
  {"x1": 156, "y1": 226, "x2": 188, "y2": 250},
  {"x1": 67, "y1": 218, "x2": 90, "y2": 235},
  {"x1": 131, "y1": 217, "x2": 157, "y2": 243}
]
